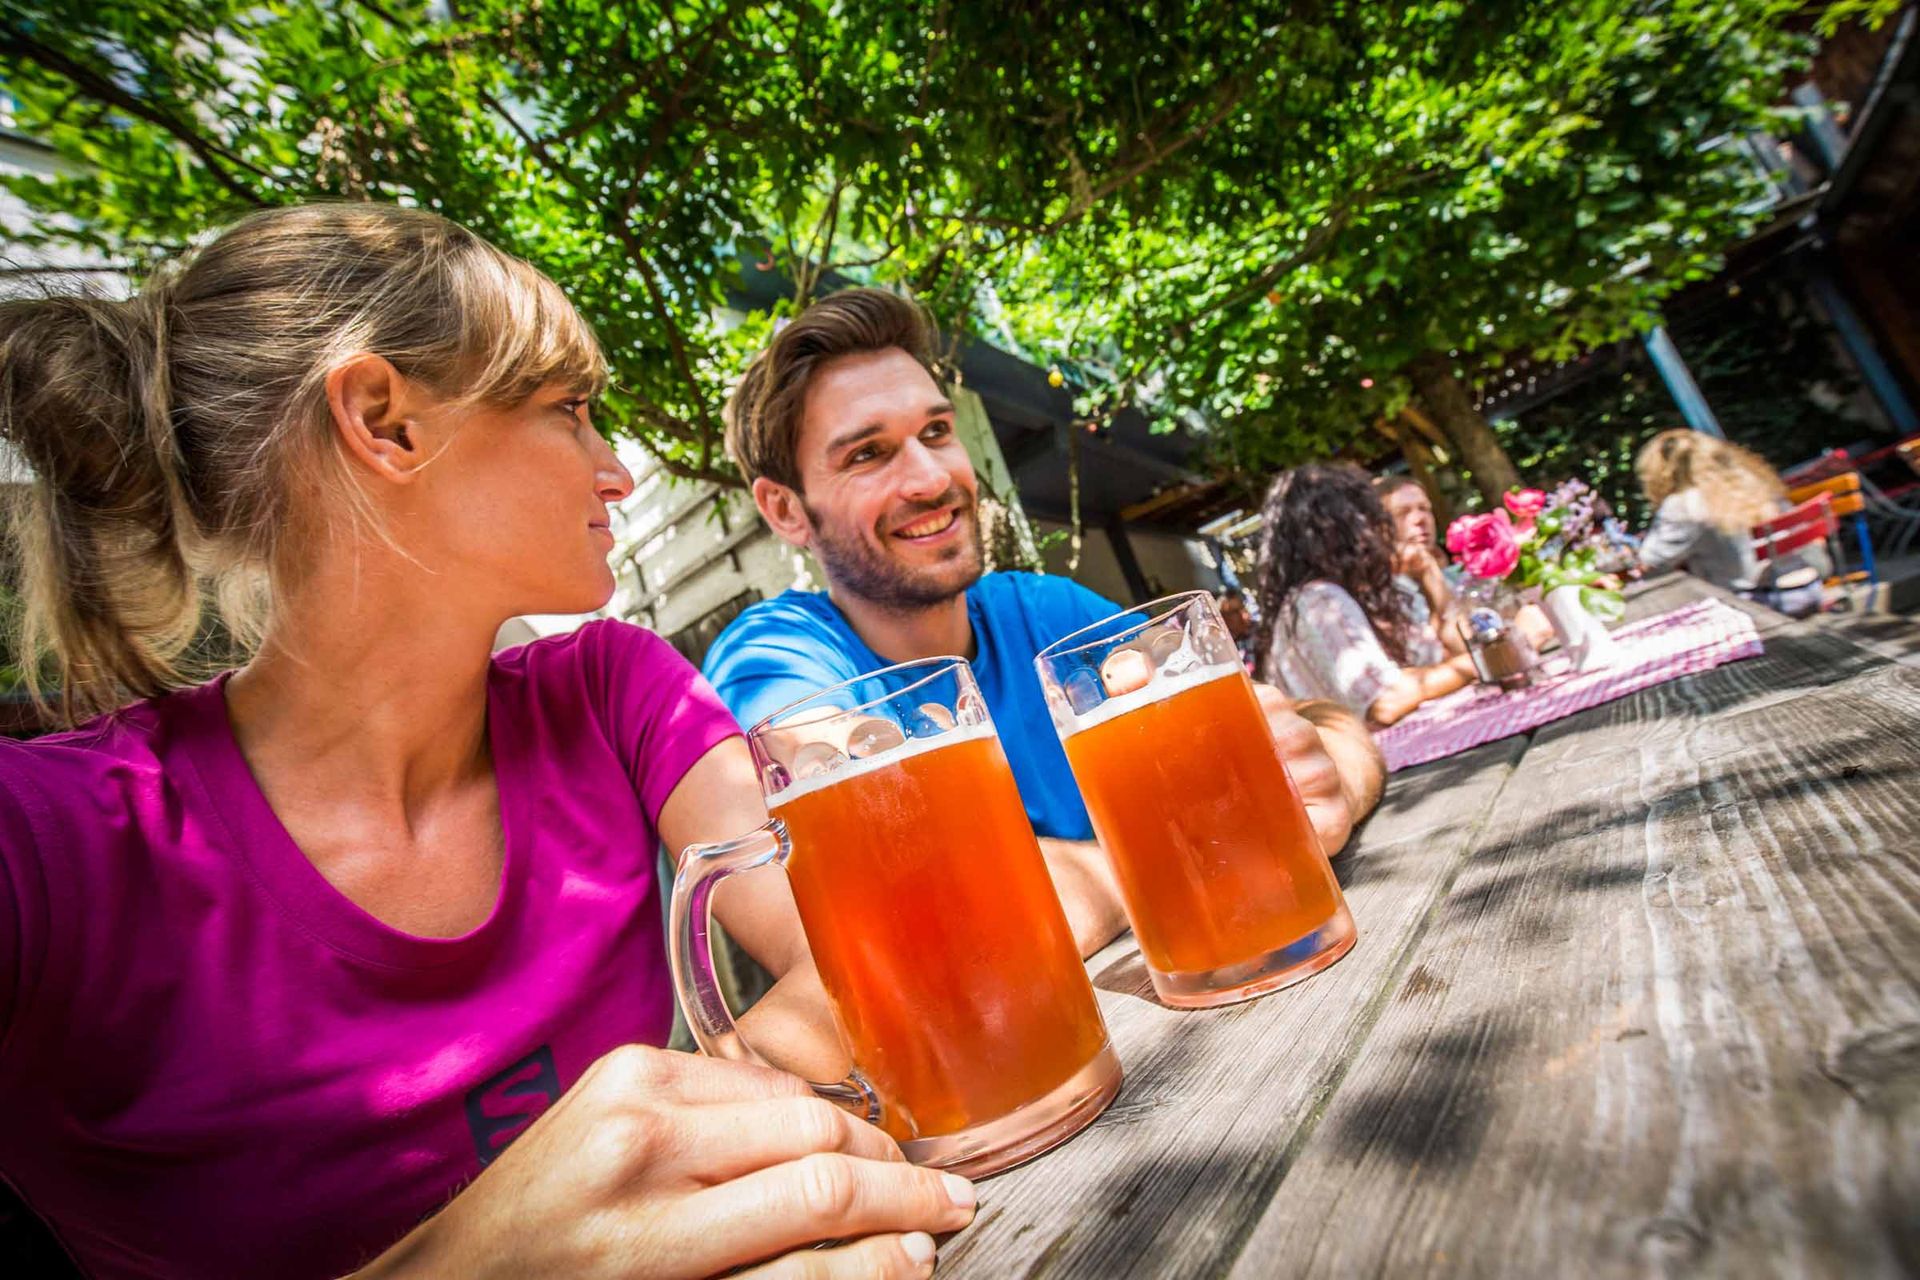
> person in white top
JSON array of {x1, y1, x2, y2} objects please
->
[{"x1": 1250, "y1": 465, "x2": 1479, "y2": 727}]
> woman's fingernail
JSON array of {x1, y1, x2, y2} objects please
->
[
  {"x1": 941, "y1": 1172, "x2": 977, "y2": 1210},
  {"x1": 901, "y1": 1232, "x2": 938, "y2": 1266}
]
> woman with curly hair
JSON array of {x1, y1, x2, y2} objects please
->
[
  {"x1": 1634, "y1": 429, "x2": 1789, "y2": 589},
  {"x1": 1251, "y1": 464, "x2": 1479, "y2": 727}
]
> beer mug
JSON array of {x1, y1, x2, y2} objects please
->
[
  {"x1": 1035, "y1": 592, "x2": 1356, "y2": 1008},
  {"x1": 669, "y1": 657, "x2": 1122, "y2": 1177}
]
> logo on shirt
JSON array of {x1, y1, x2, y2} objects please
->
[{"x1": 465, "y1": 1045, "x2": 560, "y2": 1166}]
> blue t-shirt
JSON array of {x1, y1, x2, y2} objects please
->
[{"x1": 702, "y1": 571, "x2": 1120, "y2": 840}]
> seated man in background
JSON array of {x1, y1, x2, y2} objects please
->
[
  {"x1": 1376, "y1": 474, "x2": 1553, "y2": 654},
  {"x1": 1374, "y1": 474, "x2": 1466, "y2": 656},
  {"x1": 702, "y1": 288, "x2": 1386, "y2": 962}
]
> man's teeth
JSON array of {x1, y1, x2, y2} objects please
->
[{"x1": 897, "y1": 511, "x2": 955, "y2": 538}]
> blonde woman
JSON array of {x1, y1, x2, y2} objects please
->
[
  {"x1": 0, "y1": 206, "x2": 972, "y2": 1280},
  {"x1": 1634, "y1": 428, "x2": 1788, "y2": 590}
]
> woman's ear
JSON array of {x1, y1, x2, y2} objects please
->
[
  {"x1": 328, "y1": 355, "x2": 425, "y2": 484},
  {"x1": 753, "y1": 476, "x2": 813, "y2": 549}
]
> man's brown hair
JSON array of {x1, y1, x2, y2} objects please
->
[
  {"x1": 725, "y1": 287, "x2": 940, "y2": 491},
  {"x1": 1371, "y1": 473, "x2": 1426, "y2": 501}
]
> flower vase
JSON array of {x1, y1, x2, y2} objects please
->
[{"x1": 1542, "y1": 585, "x2": 1619, "y2": 672}]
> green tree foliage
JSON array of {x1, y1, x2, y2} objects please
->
[
  {"x1": 1495, "y1": 274, "x2": 1879, "y2": 527},
  {"x1": 0, "y1": 0, "x2": 1881, "y2": 499},
  {"x1": 0, "y1": 0, "x2": 1363, "y2": 483},
  {"x1": 995, "y1": 1, "x2": 1843, "y2": 502}
]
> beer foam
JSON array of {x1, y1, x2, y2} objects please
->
[
  {"x1": 768, "y1": 720, "x2": 997, "y2": 809},
  {"x1": 1057, "y1": 659, "x2": 1245, "y2": 738}
]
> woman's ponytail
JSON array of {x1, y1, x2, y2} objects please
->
[{"x1": 0, "y1": 290, "x2": 202, "y2": 724}]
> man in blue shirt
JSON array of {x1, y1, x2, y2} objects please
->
[{"x1": 703, "y1": 288, "x2": 1384, "y2": 954}]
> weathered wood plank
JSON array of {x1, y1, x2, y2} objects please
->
[
  {"x1": 1227, "y1": 660, "x2": 1920, "y2": 1278},
  {"x1": 940, "y1": 738, "x2": 1526, "y2": 1278},
  {"x1": 1524, "y1": 625, "x2": 1892, "y2": 753},
  {"x1": 1822, "y1": 611, "x2": 1920, "y2": 668}
]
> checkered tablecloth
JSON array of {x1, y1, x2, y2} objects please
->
[{"x1": 1374, "y1": 598, "x2": 1765, "y2": 771}]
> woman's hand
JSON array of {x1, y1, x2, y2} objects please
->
[
  {"x1": 354, "y1": 1045, "x2": 975, "y2": 1280},
  {"x1": 1365, "y1": 653, "x2": 1478, "y2": 729}
]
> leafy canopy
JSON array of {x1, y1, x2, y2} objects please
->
[
  {"x1": 4, "y1": 0, "x2": 1365, "y2": 483},
  {"x1": 993, "y1": 1, "x2": 1855, "y2": 486},
  {"x1": 1, "y1": 1, "x2": 1880, "y2": 489}
]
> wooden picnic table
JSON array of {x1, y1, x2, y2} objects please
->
[{"x1": 942, "y1": 575, "x2": 1920, "y2": 1279}]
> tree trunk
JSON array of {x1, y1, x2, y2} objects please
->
[{"x1": 1405, "y1": 351, "x2": 1521, "y2": 506}]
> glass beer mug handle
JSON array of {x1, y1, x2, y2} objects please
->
[{"x1": 667, "y1": 819, "x2": 880, "y2": 1123}]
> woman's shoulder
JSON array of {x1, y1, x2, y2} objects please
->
[
  {"x1": 491, "y1": 618, "x2": 695, "y2": 698},
  {"x1": 493, "y1": 617, "x2": 673, "y2": 669},
  {"x1": 1658, "y1": 488, "x2": 1710, "y2": 521},
  {"x1": 1296, "y1": 578, "x2": 1352, "y2": 597},
  {"x1": 0, "y1": 687, "x2": 216, "y2": 934},
  {"x1": 0, "y1": 686, "x2": 199, "y2": 815},
  {"x1": 489, "y1": 619, "x2": 734, "y2": 772},
  {"x1": 1292, "y1": 579, "x2": 1363, "y2": 611}
]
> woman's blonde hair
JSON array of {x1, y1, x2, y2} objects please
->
[
  {"x1": 0, "y1": 203, "x2": 605, "y2": 726},
  {"x1": 1635, "y1": 428, "x2": 1786, "y2": 535}
]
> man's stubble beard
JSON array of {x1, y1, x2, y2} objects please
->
[{"x1": 802, "y1": 491, "x2": 985, "y2": 612}]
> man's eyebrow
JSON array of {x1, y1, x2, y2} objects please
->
[
  {"x1": 823, "y1": 403, "x2": 957, "y2": 457},
  {"x1": 823, "y1": 423, "x2": 886, "y2": 456}
]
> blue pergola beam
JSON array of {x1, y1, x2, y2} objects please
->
[{"x1": 1644, "y1": 325, "x2": 1725, "y2": 438}]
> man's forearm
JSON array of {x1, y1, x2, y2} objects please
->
[
  {"x1": 1291, "y1": 698, "x2": 1386, "y2": 827},
  {"x1": 1037, "y1": 837, "x2": 1130, "y2": 957},
  {"x1": 1417, "y1": 563, "x2": 1454, "y2": 616},
  {"x1": 733, "y1": 960, "x2": 854, "y2": 1083}
]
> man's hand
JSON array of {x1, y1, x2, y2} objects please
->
[
  {"x1": 1036, "y1": 837, "x2": 1129, "y2": 957},
  {"x1": 1251, "y1": 685, "x2": 1384, "y2": 856},
  {"x1": 1393, "y1": 538, "x2": 1440, "y2": 583}
]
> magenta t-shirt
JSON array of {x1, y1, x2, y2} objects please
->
[{"x1": 0, "y1": 620, "x2": 742, "y2": 1279}]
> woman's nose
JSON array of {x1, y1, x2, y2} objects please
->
[{"x1": 596, "y1": 445, "x2": 635, "y2": 504}]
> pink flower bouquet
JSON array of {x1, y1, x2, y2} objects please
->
[
  {"x1": 1502, "y1": 488, "x2": 1547, "y2": 528},
  {"x1": 1445, "y1": 483, "x2": 1624, "y2": 621},
  {"x1": 1445, "y1": 509, "x2": 1522, "y2": 580}
]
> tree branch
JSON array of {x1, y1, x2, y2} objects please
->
[
  {"x1": 613, "y1": 388, "x2": 703, "y2": 444},
  {"x1": 646, "y1": 448, "x2": 742, "y2": 489},
  {"x1": 0, "y1": 27, "x2": 272, "y2": 208},
  {"x1": 0, "y1": 263, "x2": 134, "y2": 277},
  {"x1": 555, "y1": 0, "x2": 743, "y2": 147},
  {"x1": 614, "y1": 0, "x2": 751, "y2": 196},
  {"x1": 466, "y1": 76, "x2": 726, "y2": 467},
  {"x1": 632, "y1": 142, "x2": 712, "y2": 238}
]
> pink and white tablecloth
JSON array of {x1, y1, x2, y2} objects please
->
[{"x1": 1374, "y1": 599, "x2": 1764, "y2": 771}]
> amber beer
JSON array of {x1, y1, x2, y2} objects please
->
[
  {"x1": 770, "y1": 724, "x2": 1114, "y2": 1153},
  {"x1": 1042, "y1": 591, "x2": 1356, "y2": 1008},
  {"x1": 1063, "y1": 661, "x2": 1350, "y2": 999}
]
